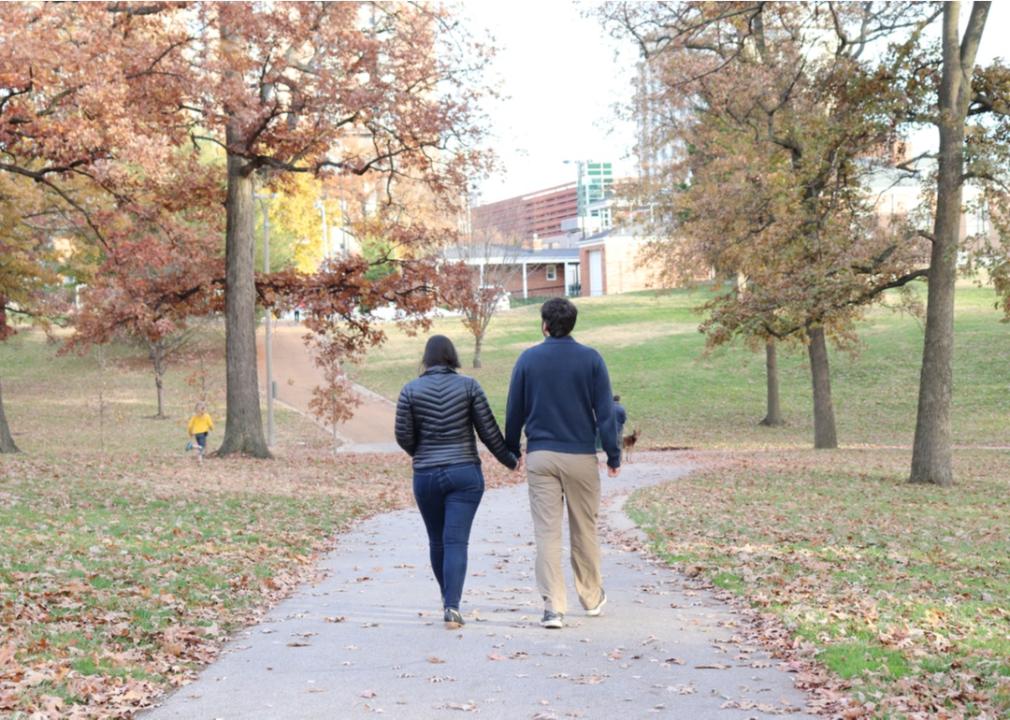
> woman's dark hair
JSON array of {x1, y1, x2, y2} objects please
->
[
  {"x1": 421, "y1": 334, "x2": 461, "y2": 372},
  {"x1": 613, "y1": 395, "x2": 621, "y2": 402},
  {"x1": 541, "y1": 297, "x2": 578, "y2": 337}
]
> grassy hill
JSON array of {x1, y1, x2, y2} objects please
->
[{"x1": 349, "y1": 283, "x2": 1010, "y2": 450}]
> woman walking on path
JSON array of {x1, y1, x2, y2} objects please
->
[{"x1": 395, "y1": 335, "x2": 519, "y2": 628}]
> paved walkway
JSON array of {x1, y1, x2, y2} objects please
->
[
  {"x1": 257, "y1": 324, "x2": 400, "y2": 453},
  {"x1": 144, "y1": 460, "x2": 816, "y2": 719}
]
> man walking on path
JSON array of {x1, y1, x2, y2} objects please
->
[{"x1": 505, "y1": 297, "x2": 621, "y2": 629}]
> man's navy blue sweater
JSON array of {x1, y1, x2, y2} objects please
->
[{"x1": 505, "y1": 335, "x2": 621, "y2": 468}]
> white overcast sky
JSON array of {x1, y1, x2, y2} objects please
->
[
  {"x1": 463, "y1": 1, "x2": 638, "y2": 204},
  {"x1": 464, "y1": 1, "x2": 1009, "y2": 205}
]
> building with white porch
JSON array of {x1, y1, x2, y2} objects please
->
[{"x1": 444, "y1": 247, "x2": 582, "y2": 300}]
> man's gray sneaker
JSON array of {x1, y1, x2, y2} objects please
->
[
  {"x1": 540, "y1": 610, "x2": 564, "y2": 629},
  {"x1": 586, "y1": 590, "x2": 607, "y2": 617},
  {"x1": 444, "y1": 608, "x2": 464, "y2": 628}
]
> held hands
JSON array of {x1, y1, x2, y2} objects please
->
[{"x1": 513, "y1": 456, "x2": 525, "y2": 474}]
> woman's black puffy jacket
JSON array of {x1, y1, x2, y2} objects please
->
[{"x1": 395, "y1": 366, "x2": 517, "y2": 470}]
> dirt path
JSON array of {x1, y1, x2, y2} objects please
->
[{"x1": 257, "y1": 324, "x2": 398, "y2": 452}]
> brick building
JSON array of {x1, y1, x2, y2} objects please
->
[
  {"x1": 471, "y1": 183, "x2": 578, "y2": 246},
  {"x1": 471, "y1": 163, "x2": 616, "y2": 248},
  {"x1": 502, "y1": 249, "x2": 581, "y2": 298},
  {"x1": 445, "y1": 246, "x2": 581, "y2": 300}
]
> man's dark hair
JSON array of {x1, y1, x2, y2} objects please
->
[
  {"x1": 541, "y1": 297, "x2": 578, "y2": 337},
  {"x1": 613, "y1": 395, "x2": 621, "y2": 402},
  {"x1": 421, "y1": 334, "x2": 461, "y2": 371}
]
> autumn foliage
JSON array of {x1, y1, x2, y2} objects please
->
[
  {"x1": 0, "y1": 2, "x2": 496, "y2": 455},
  {"x1": 607, "y1": 2, "x2": 969, "y2": 451}
]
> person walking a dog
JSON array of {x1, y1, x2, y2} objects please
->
[
  {"x1": 505, "y1": 297, "x2": 620, "y2": 629},
  {"x1": 613, "y1": 394, "x2": 627, "y2": 450}
]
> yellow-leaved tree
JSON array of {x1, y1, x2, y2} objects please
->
[{"x1": 256, "y1": 173, "x2": 328, "y2": 274}]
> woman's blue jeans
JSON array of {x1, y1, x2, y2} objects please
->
[{"x1": 413, "y1": 463, "x2": 484, "y2": 611}]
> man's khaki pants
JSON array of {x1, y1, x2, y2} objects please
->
[{"x1": 526, "y1": 450, "x2": 604, "y2": 615}]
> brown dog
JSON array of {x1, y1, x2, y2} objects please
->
[{"x1": 622, "y1": 428, "x2": 640, "y2": 463}]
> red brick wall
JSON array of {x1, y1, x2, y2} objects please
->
[
  {"x1": 526, "y1": 188, "x2": 578, "y2": 239},
  {"x1": 502, "y1": 263, "x2": 567, "y2": 298},
  {"x1": 471, "y1": 185, "x2": 578, "y2": 244}
]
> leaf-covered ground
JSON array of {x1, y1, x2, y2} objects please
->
[
  {"x1": 5, "y1": 287, "x2": 1010, "y2": 719},
  {"x1": 0, "y1": 331, "x2": 519, "y2": 718},
  {"x1": 627, "y1": 450, "x2": 1010, "y2": 719}
]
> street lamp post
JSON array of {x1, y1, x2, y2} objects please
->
[
  {"x1": 563, "y1": 159, "x2": 586, "y2": 239},
  {"x1": 338, "y1": 198, "x2": 350, "y2": 256},
  {"x1": 314, "y1": 198, "x2": 328, "y2": 260},
  {"x1": 256, "y1": 193, "x2": 277, "y2": 448}
]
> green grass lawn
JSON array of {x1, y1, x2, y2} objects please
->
[
  {"x1": 627, "y1": 449, "x2": 1010, "y2": 718},
  {"x1": 0, "y1": 326, "x2": 240, "y2": 459},
  {"x1": 350, "y1": 283, "x2": 1010, "y2": 450}
]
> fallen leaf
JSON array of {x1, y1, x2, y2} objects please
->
[{"x1": 445, "y1": 701, "x2": 477, "y2": 711}]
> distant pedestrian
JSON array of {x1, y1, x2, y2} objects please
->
[
  {"x1": 395, "y1": 335, "x2": 519, "y2": 629},
  {"x1": 613, "y1": 395, "x2": 627, "y2": 451},
  {"x1": 186, "y1": 401, "x2": 214, "y2": 462},
  {"x1": 595, "y1": 394, "x2": 628, "y2": 453},
  {"x1": 505, "y1": 297, "x2": 620, "y2": 630}
]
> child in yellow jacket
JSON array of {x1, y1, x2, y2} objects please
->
[{"x1": 187, "y1": 402, "x2": 214, "y2": 461}]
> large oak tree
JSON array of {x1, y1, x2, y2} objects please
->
[
  {"x1": 1, "y1": 3, "x2": 491, "y2": 459},
  {"x1": 908, "y1": 2, "x2": 991, "y2": 485},
  {"x1": 177, "y1": 2, "x2": 490, "y2": 457}
]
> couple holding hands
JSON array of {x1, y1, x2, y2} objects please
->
[{"x1": 395, "y1": 297, "x2": 622, "y2": 630}]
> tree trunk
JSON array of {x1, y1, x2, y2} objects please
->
[
  {"x1": 154, "y1": 372, "x2": 165, "y2": 419},
  {"x1": 0, "y1": 377, "x2": 20, "y2": 454},
  {"x1": 96, "y1": 345, "x2": 107, "y2": 454},
  {"x1": 807, "y1": 326, "x2": 837, "y2": 449},
  {"x1": 473, "y1": 333, "x2": 483, "y2": 369},
  {"x1": 217, "y1": 121, "x2": 270, "y2": 458},
  {"x1": 910, "y1": 2, "x2": 989, "y2": 486},
  {"x1": 151, "y1": 343, "x2": 167, "y2": 419},
  {"x1": 759, "y1": 339, "x2": 784, "y2": 426}
]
